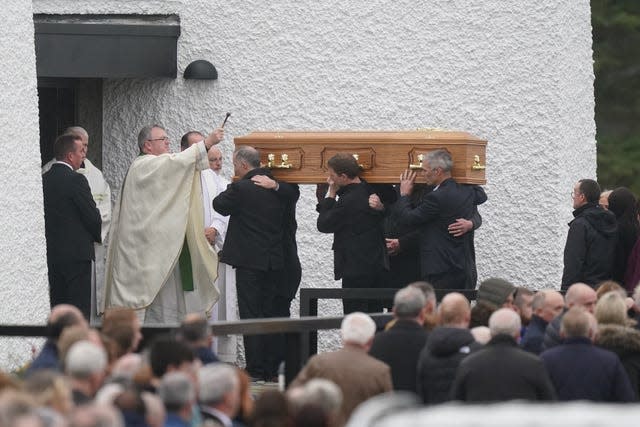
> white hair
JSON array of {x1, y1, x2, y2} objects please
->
[
  {"x1": 159, "y1": 371, "x2": 195, "y2": 409},
  {"x1": 304, "y1": 379, "x2": 343, "y2": 413},
  {"x1": 488, "y1": 308, "x2": 521, "y2": 337},
  {"x1": 65, "y1": 340, "x2": 107, "y2": 379},
  {"x1": 341, "y1": 312, "x2": 376, "y2": 345},
  {"x1": 198, "y1": 363, "x2": 238, "y2": 406},
  {"x1": 65, "y1": 126, "x2": 89, "y2": 139}
]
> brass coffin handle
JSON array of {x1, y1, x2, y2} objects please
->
[
  {"x1": 352, "y1": 153, "x2": 368, "y2": 170},
  {"x1": 266, "y1": 153, "x2": 293, "y2": 169},
  {"x1": 472, "y1": 155, "x2": 486, "y2": 171},
  {"x1": 409, "y1": 154, "x2": 424, "y2": 170}
]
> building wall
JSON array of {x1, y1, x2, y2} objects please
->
[
  {"x1": 0, "y1": 0, "x2": 49, "y2": 369},
  {"x1": 24, "y1": 0, "x2": 596, "y2": 360}
]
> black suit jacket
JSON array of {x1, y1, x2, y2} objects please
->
[
  {"x1": 43, "y1": 163, "x2": 101, "y2": 264},
  {"x1": 452, "y1": 334, "x2": 556, "y2": 402},
  {"x1": 368, "y1": 319, "x2": 429, "y2": 392},
  {"x1": 316, "y1": 181, "x2": 388, "y2": 280},
  {"x1": 397, "y1": 178, "x2": 487, "y2": 282},
  {"x1": 213, "y1": 168, "x2": 294, "y2": 271}
]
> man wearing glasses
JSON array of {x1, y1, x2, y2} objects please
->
[
  {"x1": 103, "y1": 124, "x2": 224, "y2": 324},
  {"x1": 561, "y1": 179, "x2": 617, "y2": 290}
]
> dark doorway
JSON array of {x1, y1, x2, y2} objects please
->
[{"x1": 37, "y1": 78, "x2": 103, "y2": 168}]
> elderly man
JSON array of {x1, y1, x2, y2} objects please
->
[
  {"x1": 65, "y1": 340, "x2": 108, "y2": 405},
  {"x1": 541, "y1": 307, "x2": 635, "y2": 401},
  {"x1": 213, "y1": 146, "x2": 297, "y2": 381},
  {"x1": 181, "y1": 131, "x2": 237, "y2": 361},
  {"x1": 43, "y1": 133, "x2": 102, "y2": 319},
  {"x1": 369, "y1": 285, "x2": 429, "y2": 391},
  {"x1": 198, "y1": 363, "x2": 241, "y2": 427},
  {"x1": 396, "y1": 149, "x2": 487, "y2": 290},
  {"x1": 417, "y1": 292, "x2": 480, "y2": 404},
  {"x1": 451, "y1": 308, "x2": 556, "y2": 402},
  {"x1": 542, "y1": 282, "x2": 597, "y2": 350},
  {"x1": 27, "y1": 304, "x2": 88, "y2": 375},
  {"x1": 159, "y1": 372, "x2": 196, "y2": 427},
  {"x1": 291, "y1": 312, "x2": 392, "y2": 427},
  {"x1": 562, "y1": 179, "x2": 617, "y2": 289},
  {"x1": 521, "y1": 290, "x2": 564, "y2": 354},
  {"x1": 103, "y1": 124, "x2": 223, "y2": 324}
]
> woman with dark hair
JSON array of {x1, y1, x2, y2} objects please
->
[{"x1": 608, "y1": 187, "x2": 640, "y2": 288}]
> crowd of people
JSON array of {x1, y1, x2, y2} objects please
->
[
  {"x1": 33, "y1": 121, "x2": 640, "y2": 426},
  {"x1": 4, "y1": 277, "x2": 640, "y2": 426}
]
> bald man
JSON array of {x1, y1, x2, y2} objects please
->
[
  {"x1": 542, "y1": 283, "x2": 597, "y2": 351},
  {"x1": 521, "y1": 290, "x2": 564, "y2": 354},
  {"x1": 27, "y1": 304, "x2": 87, "y2": 375},
  {"x1": 417, "y1": 292, "x2": 480, "y2": 404}
]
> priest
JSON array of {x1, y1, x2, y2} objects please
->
[{"x1": 103, "y1": 124, "x2": 224, "y2": 324}]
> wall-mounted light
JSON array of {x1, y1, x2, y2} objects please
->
[{"x1": 183, "y1": 60, "x2": 218, "y2": 80}]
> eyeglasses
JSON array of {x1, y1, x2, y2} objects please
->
[
  {"x1": 571, "y1": 191, "x2": 582, "y2": 198},
  {"x1": 148, "y1": 136, "x2": 169, "y2": 142}
]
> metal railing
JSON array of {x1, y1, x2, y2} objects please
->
[{"x1": 0, "y1": 288, "x2": 477, "y2": 385}]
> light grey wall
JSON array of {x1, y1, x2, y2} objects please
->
[
  {"x1": 1, "y1": 0, "x2": 594, "y2": 365},
  {"x1": 0, "y1": 0, "x2": 49, "y2": 368}
]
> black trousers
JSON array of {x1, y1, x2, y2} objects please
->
[
  {"x1": 424, "y1": 269, "x2": 468, "y2": 290},
  {"x1": 235, "y1": 267, "x2": 282, "y2": 380},
  {"x1": 342, "y1": 273, "x2": 385, "y2": 315},
  {"x1": 48, "y1": 260, "x2": 92, "y2": 320}
]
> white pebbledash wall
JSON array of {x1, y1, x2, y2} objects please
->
[
  {"x1": 0, "y1": 0, "x2": 49, "y2": 369},
  {"x1": 0, "y1": 0, "x2": 593, "y2": 367}
]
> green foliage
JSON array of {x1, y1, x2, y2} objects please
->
[
  {"x1": 597, "y1": 135, "x2": 640, "y2": 193},
  {"x1": 592, "y1": 0, "x2": 640, "y2": 194}
]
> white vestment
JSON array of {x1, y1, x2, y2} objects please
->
[
  {"x1": 201, "y1": 170, "x2": 238, "y2": 362},
  {"x1": 43, "y1": 158, "x2": 111, "y2": 323},
  {"x1": 103, "y1": 142, "x2": 219, "y2": 324}
]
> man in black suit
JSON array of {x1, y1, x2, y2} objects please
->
[
  {"x1": 396, "y1": 149, "x2": 487, "y2": 290},
  {"x1": 451, "y1": 308, "x2": 556, "y2": 402},
  {"x1": 43, "y1": 133, "x2": 102, "y2": 319},
  {"x1": 213, "y1": 146, "x2": 296, "y2": 381},
  {"x1": 368, "y1": 285, "x2": 429, "y2": 391},
  {"x1": 317, "y1": 153, "x2": 389, "y2": 314}
]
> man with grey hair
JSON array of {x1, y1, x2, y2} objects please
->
[
  {"x1": 213, "y1": 145, "x2": 298, "y2": 381},
  {"x1": 291, "y1": 312, "x2": 392, "y2": 427},
  {"x1": 65, "y1": 340, "x2": 108, "y2": 405},
  {"x1": 396, "y1": 149, "x2": 487, "y2": 290},
  {"x1": 181, "y1": 132, "x2": 237, "y2": 362},
  {"x1": 103, "y1": 124, "x2": 224, "y2": 324},
  {"x1": 159, "y1": 371, "x2": 195, "y2": 427},
  {"x1": 540, "y1": 307, "x2": 634, "y2": 401},
  {"x1": 451, "y1": 308, "x2": 556, "y2": 402},
  {"x1": 198, "y1": 363, "x2": 240, "y2": 427},
  {"x1": 369, "y1": 285, "x2": 429, "y2": 391}
]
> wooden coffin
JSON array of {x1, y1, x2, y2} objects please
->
[{"x1": 233, "y1": 130, "x2": 487, "y2": 184}]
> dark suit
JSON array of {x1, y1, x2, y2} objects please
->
[
  {"x1": 396, "y1": 178, "x2": 487, "y2": 289},
  {"x1": 317, "y1": 181, "x2": 389, "y2": 313},
  {"x1": 368, "y1": 319, "x2": 429, "y2": 392},
  {"x1": 43, "y1": 163, "x2": 101, "y2": 318},
  {"x1": 541, "y1": 336, "x2": 635, "y2": 402},
  {"x1": 452, "y1": 334, "x2": 556, "y2": 402},
  {"x1": 213, "y1": 168, "x2": 294, "y2": 379}
]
